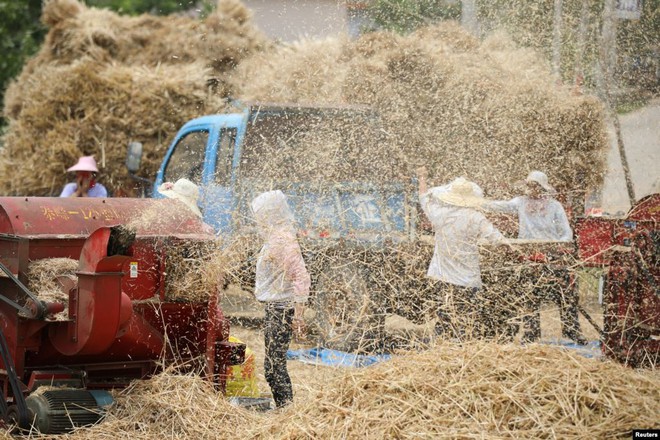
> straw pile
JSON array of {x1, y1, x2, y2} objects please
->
[
  {"x1": 24, "y1": 342, "x2": 659, "y2": 439},
  {"x1": 0, "y1": 3, "x2": 608, "y2": 204},
  {"x1": 0, "y1": 0, "x2": 268, "y2": 196},
  {"x1": 258, "y1": 342, "x2": 659, "y2": 439},
  {"x1": 45, "y1": 370, "x2": 260, "y2": 440},
  {"x1": 163, "y1": 239, "x2": 226, "y2": 302},
  {"x1": 120, "y1": 202, "x2": 228, "y2": 302},
  {"x1": 229, "y1": 22, "x2": 608, "y2": 208},
  {"x1": 27, "y1": 257, "x2": 79, "y2": 320}
]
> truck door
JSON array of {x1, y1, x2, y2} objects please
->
[
  {"x1": 160, "y1": 130, "x2": 209, "y2": 185},
  {"x1": 201, "y1": 127, "x2": 238, "y2": 234}
]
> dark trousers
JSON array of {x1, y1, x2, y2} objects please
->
[
  {"x1": 520, "y1": 267, "x2": 585, "y2": 344},
  {"x1": 435, "y1": 282, "x2": 482, "y2": 341},
  {"x1": 264, "y1": 304, "x2": 294, "y2": 408}
]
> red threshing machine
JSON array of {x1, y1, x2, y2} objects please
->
[
  {"x1": 576, "y1": 193, "x2": 660, "y2": 367},
  {"x1": 0, "y1": 197, "x2": 245, "y2": 433}
]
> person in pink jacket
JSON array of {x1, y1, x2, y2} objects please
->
[{"x1": 250, "y1": 190, "x2": 310, "y2": 408}]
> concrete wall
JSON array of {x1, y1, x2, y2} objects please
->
[{"x1": 242, "y1": 0, "x2": 350, "y2": 41}]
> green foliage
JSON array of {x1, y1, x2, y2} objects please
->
[
  {"x1": 369, "y1": 0, "x2": 461, "y2": 34},
  {"x1": 476, "y1": 0, "x2": 658, "y2": 98},
  {"x1": 617, "y1": 0, "x2": 660, "y2": 93},
  {"x1": 0, "y1": 0, "x2": 45, "y2": 124},
  {"x1": 84, "y1": 0, "x2": 200, "y2": 15}
]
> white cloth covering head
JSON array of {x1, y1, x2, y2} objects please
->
[
  {"x1": 434, "y1": 177, "x2": 485, "y2": 208},
  {"x1": 157, "y1": 178, "x2": 202, "y2": 218},
  {"x1": 250, "y1": 190, "x2": 295, "y2": 233},
  {"x1": 525, "y1": 170, "x2": 555, "y2": 193}
]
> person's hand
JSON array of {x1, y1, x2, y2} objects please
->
[
  {"x1": 416, "y1": 166, "x2": 428, "y2": 179},
  {"x1": 76, "y1": 173, "x2": 92, "y2": 196}
]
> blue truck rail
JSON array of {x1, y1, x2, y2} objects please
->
[{"x1": 151, "y1": 103, "x2": 418, "y2": 244}]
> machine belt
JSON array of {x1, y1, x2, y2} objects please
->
[
  {"x1": 0, "y1": 261, "x2": 45, "y2": 319},
  {"x1": 0, "y1": 326, "x2": 30, "y2": 428}
]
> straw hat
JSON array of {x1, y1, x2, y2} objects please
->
[
  {"x1": 67, "y1": 156, "x2": 99, "y2": 173},
  {"x1": 525, "y1": 170, "x2": 555, "y2": 193},
  {"x1": 434, "y1": 177, "x2": 485, "y2": 208},
  {"x1": 157, "y1": 178, "x2": 202, "y2": 218}
]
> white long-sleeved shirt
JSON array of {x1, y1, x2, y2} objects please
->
[
  {"x1": 252, "y1": 190, "x2": 310, "y2": 304},
  {"x1": 420, "y1": 192, "x2": 505, "y2": 288},
  {"x1": 484, "y1": 196, "x2": 573, "y2": 242},
  {"x1": 255, "y1": 230, "x2": 310, "y2": 304}
]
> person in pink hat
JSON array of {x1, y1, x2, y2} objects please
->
[{"x1": 59, "y1": 156, "x2": 108, "y2": 198}]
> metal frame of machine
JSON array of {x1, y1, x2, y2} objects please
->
[
  {"x1": 0, "y1": 197, "x2": 246, "y2": 433},
  {"x1": 576, "y1": 193, "x2": 659, "y2": 367}
]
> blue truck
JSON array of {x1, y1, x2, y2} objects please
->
[{"x1": 128, "y1": 102, "x2": 435, "y2": 352}]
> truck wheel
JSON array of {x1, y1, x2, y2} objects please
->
[{"x1": 313, "y1": 267, "x2": 383, "y2": 353}]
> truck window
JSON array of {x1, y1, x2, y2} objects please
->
[
  {"x1": 214, "y1": 128, "x2": 237, "y2": 187},
  {"x1": 163, "y1": 130, "x2": 208, "y2": 184},
  {"x1": 241, "y1": 110, "x2": 391, "y2": 183}
]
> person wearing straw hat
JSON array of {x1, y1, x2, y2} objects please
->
[
  {"x1": 157, "y1": 178, "x2": 203, "y2": 218},
  {"x1": 59, "y1": 155, "x2": 108, "y2": 198},
  {"x1": 416, "y1": 167, "x2": 505, "y2": 341},
  {"x1": 483, "y1": 170, "x2": 586, "y2": 345},
  {"x1": 250, "y1": 190, "x2": 310, "y2": 408},
  {"x1": 157, "y1": 178, "x2": 214, "y2": 234}
]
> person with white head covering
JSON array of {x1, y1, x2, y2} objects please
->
[
  {"x1": 416, "y1": 167, "x2": 505, "y2": 341},
  {"x1": 485, "y1": 170, "x2": 572, "y2": 242},
  {"x1": 59, "y1": 156, "x2": 108, "y2": 198},
  {"x1": 483, "y1": 170, "x2": 586, "y2": 345},
  {"x1": 250, "y1": 190, "x2": 310, "y2": 408}
]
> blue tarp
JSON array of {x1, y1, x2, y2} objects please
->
[
  {"x1": 542, "y1": 339, "x2": 603, "y2": 359},
  {"x1": 287, "y1": 347, "x2": 392, "y2": 368},
  {"x1": 287, "y1": 340, "x2": 601, "y2": 368}
]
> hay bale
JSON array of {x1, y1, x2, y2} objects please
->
[{"x1": 1, "y1": 59, "x2": 226, "y2": 195}]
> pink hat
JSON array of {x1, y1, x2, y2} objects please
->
[{"x1": 67, "y1": 156, "x2": 99, "y2": 173}]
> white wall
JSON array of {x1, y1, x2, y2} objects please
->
[{"x1": 241, "y1": 0, "x2": 349, "y2": 41}]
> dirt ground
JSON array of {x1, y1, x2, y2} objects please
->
[{"x1": 223, "y1": 267, "x2": 606, "y2": 402}]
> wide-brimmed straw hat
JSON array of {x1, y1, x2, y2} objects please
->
[
  {"x1": 434, "y1": 177, "x2": 485, "y2": 208},
  {"x1": 67, "y1": 156, "x2": 99, "y2": 173},
  {"x1": 158, "y1": 178, "x2": 202, "y2": 218},
  {"x1": 525, "y1": 170, "x2": 555, "y2": 193}
]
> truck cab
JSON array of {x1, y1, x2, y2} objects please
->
[{"x1": 150, "y1": 102, "x2": 417, "y2": 244}]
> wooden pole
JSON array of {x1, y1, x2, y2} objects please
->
[
  {"x1": 600, "y1": 0, "x2": 636, "y2": 206},
  {"x1": 574, "y1": 0, "x2": 590, "y2": 88},
  {"x1": 461, "y1": 0, "x2": 478, "y2": 36},
  {"x1": 552, "y1": 0, "x2": 563, "y2": 78}
]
